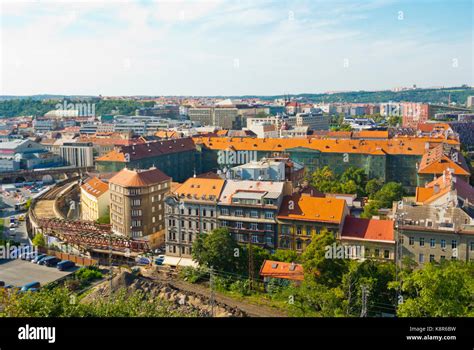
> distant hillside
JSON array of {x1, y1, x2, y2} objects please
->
[
  {"x1": 241, "y1": 86, "x2": 474, "y2": 105},
  {"x1": 0, "y1": 86, "x2": 472, "y2": 117}
]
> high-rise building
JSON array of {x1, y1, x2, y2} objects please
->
[
  {"x1": 109, "y1": 167, "x2": 171, "y2": 238},
  {"x1": 467, "y1": 96, "x2": 474, "y2": 108},
  {"x1": 59, "y1": 142, "x2": 94, "y2": 167}
]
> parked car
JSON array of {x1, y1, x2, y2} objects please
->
[
  {"x1": 57, "y1": 260, "x2": 75, "y2": 271},
  {"x1": 21, "y1": 281, "x2": 41, "y2": 292},
  {"x1": 154, "y1": 255, "x2": 165, "y2": 265},
  {"x1": 43, "y1": 256, "x2": 60, "y2": 267},
  {"x1": 32, "y1": 254, "x2": 48, "y2": 264},
  {"x1": 0, "y1": 281, "x2": 5, "y2": 287}
]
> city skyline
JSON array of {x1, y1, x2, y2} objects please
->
[{"x1": 1, "y1": 0, "x2": 473, "y2": 96}]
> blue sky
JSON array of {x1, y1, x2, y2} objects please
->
[{"x1": 0, "y1": 0, "x2": 472, "y2": 96}]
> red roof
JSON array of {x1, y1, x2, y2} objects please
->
[
  {"x1": 259, "y1": 260, "x2": 304, "y2": 281},
  {"x1": 341, "y1": 217, "x2": 395, "y2": 243}
]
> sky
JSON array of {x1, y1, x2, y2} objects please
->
[{"x1": 0, "y1": 0, "x2": 473, "y2": 96}]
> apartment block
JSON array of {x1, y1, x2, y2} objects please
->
[
  {"x1": 109, "y1": 167, "x2": 171, "y2": 238},
  {"x1": 164, "y1": 177, "x2": 225, "y2": 258}
]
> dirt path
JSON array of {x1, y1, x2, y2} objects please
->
[{"x1": 147, "y1": 274, "x2": 287, "y2": 317}]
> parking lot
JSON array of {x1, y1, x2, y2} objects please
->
[{"x1": 0, "y1": 259, "x2": 77, "y2": 288}]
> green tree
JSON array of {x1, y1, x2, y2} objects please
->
[
  {"x1": 192, "y1": 228, "x2": 245, "y2": 274},
  {"x1": 301, "y1": 229, "x2": 348, "y2": 287},
  {"x1": 311, "y1": 166, "x2": 337, "y2": 193},
  {"x1": 390, "y1": 261, "x2": 474, "y2": 317},
  {"x1": 365, "y1": 178, "x2": 383, "y2": 199},
  {"x1": 32, "y1": 232, "x2": 46, "y2": 248},
  {"x1": 373, "y1": 182, "x2": 404, "y2": 208},
  {"x1": 360, "y1": 201, "x2": 381, "y2": 219},
  {"x1": 271, "y1": 249, "x2": 300, "y2": 263}
]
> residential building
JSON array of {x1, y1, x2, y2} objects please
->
[
  {"x1": 228, "y1": 157, "x2": 304, "y2": 186},
  {"x1": 402, "y1": 103, "x2": 431, "y2": 128},
  {"x1": 80, "y1": 177, "x2": 110, "y2": 221},
  {"x1": 59, "y1": 142, "x2": 94, "y2": 167},
  {"x1": 109, "y1": 167, "x2": 171, "y2": 238},
  {"x1": 415, "y1": 170, "x2": 474, "y2": 216},
  {"x1": 340, "y1": 217, "x2": 395, "y2": 261},
  {"x1": 188, "y1": 107, "x2": 242, "y2": 129},
  {"x1": 194, "y1": 136, "x2": 461, "y2": 193},
  {"x1": 164, "y1": 177, "x2": 225, "y2": 258},
  {"x1": 95, "y1": 138, "x2": 198, "y2": 182},
  {"x1": 417, "y1": 144, "x2": 470, "y2": 185},
  {"x1": 259, "y1": 260, "x2": 304, "y2": 283},
  {"x1": 277, "y1": 194, "x2": 349, "y2": 252},
  {"x1": 394, "y1": 202, "x2": 474, "y2": 264},
  {"x1": 217, "y1": 180, "x2": 291, "y2": 250}
]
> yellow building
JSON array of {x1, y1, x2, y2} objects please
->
[
  {"x1": 277, "y1": 194, "x2": 349, "y2": 252},
  {"x1": 80, "y1": 177, "x2": 110, "y2": 222}
]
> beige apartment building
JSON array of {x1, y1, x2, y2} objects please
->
[
  {"x1": 109, "y1": 167, "x2": 171, "y2": 238},
  {"x1": 395, "y1": 203, "x2": 474, "y2": 264},
  {"x1": 80, "y1": 177, "x2": 110, "y2": 221}
]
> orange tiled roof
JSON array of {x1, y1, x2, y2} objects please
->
[
  {"x1": 96, "y1": 149, "x2": 126, "y2": 162},
  {"x1": 109, "y1": 167, "x2": 170, "y2": 188},
  {"x1": 415, "y1": 170, "x2": 454, "y2": 204},
  {"x1": 259, "y1": 260, "x2": 304, "y2": 281},
  {"x1": 418, "y1": 156, "x2": 470, "y2": 176},
  {"x1": 415, "y1": 187, "x2": 436, "y2": 203},
  {"x1": 81, "y1": 177, "x2": 109, "y2": 198},
  {"x1": 341, "y1": 217, "x2": 395, "y2": 243},
  {"x1": 418, "y1": 145, "x2": 470, "y2": 176},
  {"x1": 174, "y1": 177, "x2": 225, "y2": 200},
  {"x1": 353, "y1": 130, "x2": 389, "y2": 139},
  {"x1": 278, "y1": 194, "x2": 347, "y2": 224},
  {"x1": 192, "y1": 136, "x2": 458, "y2": 156}
]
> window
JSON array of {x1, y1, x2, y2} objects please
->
[
  {"x1": 251, "y1": 235, "x2": 258, "y2": 243},
  {"x1": 441, "y1": 239, "x2": 446, "y2": 249},
  {"x1": 203, "y1": 222, "x2": 207, "y2": 230},
  {"x1": 265, "y1": 224, "x2": 272, "y2": 231},
  {"x1": 250, "y1": 223, "x2": 258, "y2": 231},
  {"x1": 235, "y1": 209, "x2": 243, "y2": 217},
  {"x1": 306, "y1": 226, "x2": 312, "y2": 236},
  {"x1": 470, "y1": 242, "x2": 474, "y2": 251},
  {"x1": 265, "y1": 211, "x2": 274, "y2": 219},
  {"x1": 419, "y1": 237, "x2": 424, "y2": 247},
  {"x1": 451, "y1": 240, "x2": 457, "y2": 249},
  {"x1": 221, "y1": 220, "x2": 228, "y2": 227},
  {"x1": 419, "y1": 253, "x2": 424, "y2": 263},
  {"x1": 131, "y1": 199, "x2": 141, "y2": 206},
  {"x1": 221, "y1": 208, "x2": 229, "y2": 215},
  {"x1": 250, "y1": 210, "x2": 258, "y2": 218},
  {"x1": 296, "y1": 226, "x2": 302, "y2": 235},
  {"x1": 429, "y1": 254, "x2": 435, "y2": 262},
  {"x1": 236, "y1": 222, "x2": 243, "y2": 229},
  {"x1": 375, "y1": 249, "x2": 380, "y2": 257},
  {"x1": 131, "y1": 220, "x2": 141, "y2": 227},
  {"x1": 131, "y1": 209, "x2": 142, "y2": 216},
  {"x1": 384, "y1": 250, "x2": 390, "y2": 259},
  {"x1": 409, "y1": 237, "x2": 414, "y2": 245},
  {"x1": 203, "y1": 209, "x2": 207, "y2": 217},
  {"x1": 430, "y1": 239, "x2": 436, "y2": 248},
  {"x1": 210, "y1": 210, "x2": 214, "y2": 217},
  {"x1": 188, "y1": 208, "x2": 192, "y2": 215}
]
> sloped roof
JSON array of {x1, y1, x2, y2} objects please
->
[
  {"x1": 81, "y1": 177, "x2": 109, "y2": 198},
  {"x1": 97, "y1": 138, "x2": 196, "y2": 163},
  {"x1": 109, "y1": 167, "x2": 170, "y2": 188},
  {"x1": 278, "y1": 194, "x2": 347, "y2": 224},
  {"x1": 259, "y1": 260, "x2": 304, "y2": 281},
  {"x1": 341, "y1": 217, "x2": 395, "y2": 243},
  {"x1": 192, "y1": 136, "x2": 458, "y2": 156},
  {"x1": 174, "y1": 177, "x2": 225, "y2": 200}
]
